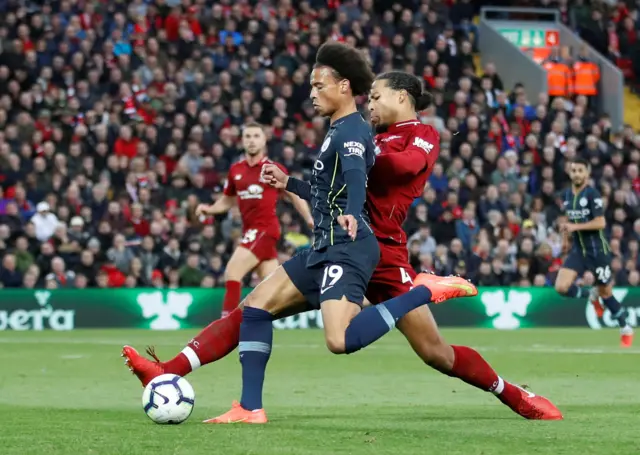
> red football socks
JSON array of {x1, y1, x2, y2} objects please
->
[
  {"x1": 221, "y1": 280, "x2": 242, "y2": 316},
  {"x1": 449, "y1": 345, "x2": 522, "y2": 408},
  {"x1": 162, "y1": 307, "x2": 243, "y2": 376}
]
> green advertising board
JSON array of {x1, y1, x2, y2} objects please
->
[
  {"x1": 0, "y1": 287, "x2": 637, "y2": 331},
  {"x1": 498, "y1": 28, "x2": 559, "y2": 48},
  {"x1": 0, "y1": 289, "x2": 226, "y2": 331}
]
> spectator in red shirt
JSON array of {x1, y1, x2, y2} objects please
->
[{"x1": 114, "y1": 125, "x2": 140, "y2": 159}]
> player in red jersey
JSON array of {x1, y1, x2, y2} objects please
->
[
  {"x1": 123, "y1": 123, "x2": 311, "y2": 378},
  {"x1": 362, "y1": 71, "x2": 561, "y2": 420},
  {"x1": 122, "y1": 73, "x2": 561, "y2": 420},
  {"x1": 195, "y1": 122, "x2": 313, "y2": 319}
]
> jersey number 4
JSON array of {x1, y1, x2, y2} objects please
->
[{"x1": 400, "y1": 267, "x2": 413, "y2": 284}]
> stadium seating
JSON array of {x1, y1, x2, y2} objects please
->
[{"x1": 0, "y1": 0, "x2": 638, "y2": 290}]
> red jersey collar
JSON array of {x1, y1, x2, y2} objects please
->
[
  {"x1": 387, "y1": 120, "x2": 420, "y2": 133},
  {"x1": 244, "y1": 156, "x2": 268, "y2": 167}
]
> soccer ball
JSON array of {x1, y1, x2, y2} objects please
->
[{"x1": 142, "y1": 374, "x2": 195, "y2": 424}]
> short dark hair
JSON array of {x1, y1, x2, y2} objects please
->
[
  {"x1": 571, "y1": 157, "x2": 591, "y2": 169},
  {"x1": 243, "y1": 121, "x2": 263, "y2": 130},
  {"x1": 315, "y1": 42, "x2": 374, "y2": 96},
  {"x1": 375, "y1": 71, "x2": 433, "y2": 111}
]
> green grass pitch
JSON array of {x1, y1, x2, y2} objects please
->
[{"x1": 1, "y1": 328, "x2": 638, "y2": 455}]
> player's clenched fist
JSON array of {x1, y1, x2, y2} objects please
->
[
  {"x1": 261, "y1": 163, "x2": 288, "y2": 189},
  {"x1": 195, "y1": 203, "x2": 213, "y2": 217},
  {"x1": 337, "y1": 214, "x2": 357, "y2": 241}
]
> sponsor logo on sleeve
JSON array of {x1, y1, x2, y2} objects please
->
[
  {"x1": 413, "y1": 137, "x2": 434, "y2": 154},
  {"x1": 343, "y1": 141, "x2": 365, "y2": 158}
]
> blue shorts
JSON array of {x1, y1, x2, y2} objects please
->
[
  {"x1": 283, "y1": 235, "x2": 380, "y2": 309},
  {"x1": 562, "y1": 249, "x2": 612, "y2": 285}
]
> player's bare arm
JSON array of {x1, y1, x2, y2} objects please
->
[
  {"x1": 284, "y1": 192, "x2": 314, "y2": 228},
  {"x1": 195, "y1": 195, "x2": 235, "y2": 217}
]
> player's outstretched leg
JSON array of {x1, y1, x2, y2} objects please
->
[
  {"x1": 398, "y1": 306, "x2": 563, "y2": 420},
  {"x1": 122, "y1": 307, "x2": 243, "y2": 386},
  {"x1": 339, "y1": 273, "x2": 476, "y2": 355},
  {"x1": 445, "y1": 345, "x2": 563, "y2": 420}
]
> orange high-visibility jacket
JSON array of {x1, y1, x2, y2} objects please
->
[
  {"x1": 542, "y1": 60, "x2": 573, "y2": 97},
  {"x1": 572, "y1": 60, "x2": 600, "y2": 96}
]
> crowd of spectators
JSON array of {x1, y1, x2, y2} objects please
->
[{"x1": 0, "y1": 0, "x2": 638, "y2": 291}]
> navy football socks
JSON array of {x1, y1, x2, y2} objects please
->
[
  {"x1": 239, "y1": 307, "x2": 274, "y2": 411},
  {"x1": 565, "y1": 284, "x2": 588, "y2": 299},
  {"x1": 602, "y1": 295, "x2": 628, "y2": 327},
  {"x1": 344, "y1": 285, "x2": 432, "y2": 354}
]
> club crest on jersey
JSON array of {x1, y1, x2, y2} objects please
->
[
  {"x1": 579, "y1": 197, "x2": 588, "y2": 207},
  {"x1": 321, "y1": 137, "x2": 331, "y2": 153},
  {"x1": 234, "y1": 175, "x2": 242, "y2": 180},
  {"x1": 343, "y1": 141, "x2": 365, "y2": 158},
  {"x1": 413, "y1": 137, "x2": 434, "y2": 153}
]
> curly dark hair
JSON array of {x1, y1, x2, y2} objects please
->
[
  {"x1": 314, "y1": 42, "x2": 375, "y2": 96},
  {"x1": 375, "y1": 71, "x2": 433, "y2": 111}
]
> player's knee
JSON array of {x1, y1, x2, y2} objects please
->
[
  {"x1": 324, "y1": 334, "x2": 347, "y2": 354},
  {"x1": 224, "y1": 267, "x2": 244, "y2": 283},
  {"x1": 554, "y1": 281, "x2": 570, "y2": 295},
  {"x1": 241, "y1": 290, "x2": 263, "y2": 310}
]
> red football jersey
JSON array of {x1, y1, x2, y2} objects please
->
[
  {"x1": 367, "y1": 120, "x2": 440, "y2": 245},
  {"x1": 223, "y1": 157, "x2": 287, "y2": 240}
]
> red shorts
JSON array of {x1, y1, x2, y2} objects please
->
[
  {"x1": 239, "y1": 229, "x2": 278, "y2": 262},
  {"x1": 366, "y1": 241, "x2": 416, "y2": 304}
]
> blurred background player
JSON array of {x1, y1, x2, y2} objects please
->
[
  {"x1": 555, "y1": 157, "x2": 633, "y2": 347},
  {"x1": 194, "y1": 122, "x2": 313, "y2": 318},
  {"x1": 122, "y1": 123, "x2": 311, "y2": 380}
]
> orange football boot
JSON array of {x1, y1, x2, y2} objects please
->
[
  {"x1": 203, "y1": 400, "x2": 268, "y2": 424},
  {"x1": 413, "y1": 273, "x2": 478, "y2": 303},
  {"x1": 121, "y1": 345, "x2": 165, "y2": 387},
  {"x1": 511, "y1": 385, "x2": 563, "y2": 420},
  {"x1": 588, "y1": 288, "x2": 605, "y2": 318},
  {"x1": 620, "y1": 327, "x2": 634, "y2": 348}
]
